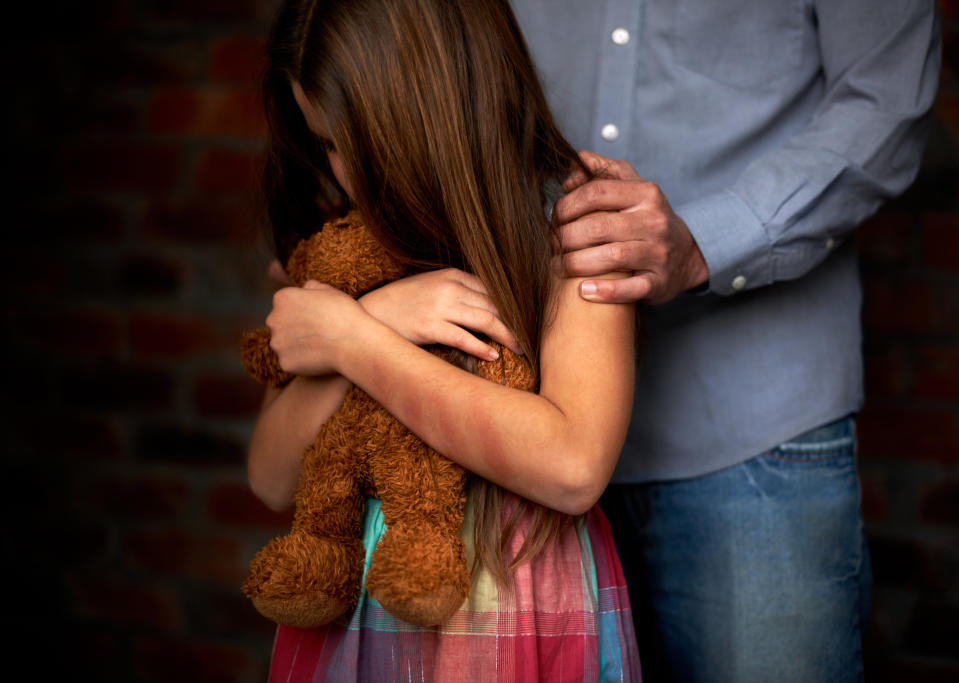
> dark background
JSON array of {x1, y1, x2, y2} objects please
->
[{"x1": 4, "y1": 1, "x2": 956, "y2": 680}]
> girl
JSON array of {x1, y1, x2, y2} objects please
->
[{"x1": 248, "y1": 0, "x2": 642, "y2": 680}]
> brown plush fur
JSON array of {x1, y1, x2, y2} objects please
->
[{"x1": 241, "y1": 212, "x2": 535, "y2": 628}]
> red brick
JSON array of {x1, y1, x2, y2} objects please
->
[
  {"x1": 193, "y1": 373, "x2": 263, "y2": 417},
  {"x1": 863, "y1": 345, "x2": 909, "y2": 398},
  {"x1": 62, "y1": 142, "x2": 181, "y2": 194},
  {"x1": 942, "y1": 0, "x2": 959, "y2": 24},
  {"x1": 857, "y1": 209, "x2": 914, "y2": 267},
  {"x1": 141, "y1": 199, "x2": 259, "y2": 244},
  {"x1": 133, "y1": 636, "x2": 262, "y2": 683},
  {"x1": 8, "y1": 307, "x2": 125, "y2": 357},
  {"x1": 922, "y1": 212, "x2": 959, "y2": 270},
  {"x1": 124, "y1": 529, "x2": 247, "y2": 585},
  {"x1": 862, "y1": 276, "x2": 959, "y2": 335},
  {"x1": 194, "y1": 146, "x2": 262, "y2": 195},
  {"x1": 128, "y1": 311, "x2": 211, "y2": 354},
  {"x1": 919, "y1": 477, "x2": 959, "y2": 526},
  {"x1": 129, "y1": 312, "x2": 231, "y2": 357},
  {"x1": 77, "y1": 475, "x2": 192, "y2": 521},
  {"x1": 207, "y1": 481, "x2": 295, "y2": 528},
  {"x1": 149, "y1": 86, "x2": 265, "y2": 137},
  {"x1": 69, "y1": 575, "x2": 185, "y2": 629},
  {"x1": 912, "y1": 345, "x2": 959, "y2": 400},
  {"x1": 858, "y1": 405, "x2": 959, "y2": 464},
  {"x1": 861, "y1": 277, "x2": 930, "y2": 333},
  {"x1": 209, "y1": 35, "x2": 267, "y2": 82},
  {"x1": 937, "y1": 92, "x2": 959, "y2": 142}
]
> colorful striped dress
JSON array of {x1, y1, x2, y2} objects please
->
[{"x1": 268, "y1": 494, "x2": 642, "y2": 682}]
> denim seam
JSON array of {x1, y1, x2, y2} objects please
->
[
  {"x1": 777, "y1": 436, "x2": 855, "y2": 452},
  {"x1": 764, "y1": 448, "x2": 854, "y2": 463}
]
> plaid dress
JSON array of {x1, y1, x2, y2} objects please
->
[{"x1": 269, "y1": 494, "x2": 642, "y2": 682}]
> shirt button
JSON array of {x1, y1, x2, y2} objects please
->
[
  {"x1": 611, "y1": 28, "x2": 630, "y2": 45},
  {"x1": 825, "y1": 237, "x2": 836, "y2": 250},
  {"x1": 731, "y1": 275, "x2": 747, "y2": 291},
  {"x1": 601, "y1": 124, "x2": 620, "y2": 141}
]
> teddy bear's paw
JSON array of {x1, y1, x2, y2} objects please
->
[
  {"x1": 243, "y1": 533, "x2": 363, "y2": 628},
  {"x1": 365, "y1": 524, "x2": 470, "y2": 627},
  {"x1": 250, "y1": 589, "x2": 352, "y2": 629}
]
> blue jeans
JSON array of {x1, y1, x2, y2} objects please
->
[{"x1": 601, "y1": 416, "x2": 871, "y2": 683}]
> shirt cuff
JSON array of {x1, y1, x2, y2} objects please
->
[{"x1": 676, "y1": 190, "x2": 773, "y2": 296}]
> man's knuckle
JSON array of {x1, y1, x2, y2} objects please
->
[
  {"x1": 649, "y1": 213, "x2": 669, "y2": 236},
  {"x1": 583, "y1": 181, "x2": 607, "y2": 204},
  {"x1": 606, "y1": 242, "x2": 625, "y2": 263}
]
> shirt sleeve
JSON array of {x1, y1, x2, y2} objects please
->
[{"x1": 678, "y1": 0, "x2": 942, "y2": 296}]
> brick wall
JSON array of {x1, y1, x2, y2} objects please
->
[
  {"x1": 857, "y1": 2, "x2": 959, "y2": 679},
  {"x1": 6, "y1": 2, "x2": 285, "y2": 681},
  {"x1": 4, "y1": 1, "x2": 956, "y2": 681}
]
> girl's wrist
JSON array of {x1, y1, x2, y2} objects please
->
[{"x1": 330, "y1": 308, "x2": 393, "y2": 379}]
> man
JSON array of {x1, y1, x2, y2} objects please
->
[{"x1": 510, "y1": 1, "x2": 941, "y2": 680}]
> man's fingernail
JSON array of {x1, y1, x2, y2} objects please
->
[{"x1": 581, "y1": 281, "x2": 598, "y2": 297}]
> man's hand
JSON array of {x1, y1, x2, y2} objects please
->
[{"x1": 554, "y1": 151, "x2": 709, "y2": 304}]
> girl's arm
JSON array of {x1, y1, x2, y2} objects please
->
[
  {"x1": 247, "y1": 374, "x2": 351, "y2": 511},
  {"x1": 267, "y1": 274, "x2": 635, "y2": 515},
  {"x1": 247, "y1": 269, "x2": 521, "y2": 511}
]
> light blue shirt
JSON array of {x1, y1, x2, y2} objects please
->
[{"x1": 511, "y1": 0, "x2": 941, "y2": 481}]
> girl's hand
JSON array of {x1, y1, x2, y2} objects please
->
[
  {"x1": 266, "y1": 280, "x2": 366, "y2": 376},
  {"x1": 359, "y1": 268, "x2": 521, "y2": 361}
]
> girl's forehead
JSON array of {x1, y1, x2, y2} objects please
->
[{"x1": 291, "y1": 81, "x2": 331, "y2": 139}]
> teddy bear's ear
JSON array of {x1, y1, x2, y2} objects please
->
[{"x1": 241, "y1": 327, "x2": 294, "y2": 388}]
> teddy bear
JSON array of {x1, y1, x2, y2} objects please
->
[{"x1": 240, "y1": 211, "x2": 535, "y2": 628}]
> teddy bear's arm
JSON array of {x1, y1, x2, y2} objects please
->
[{"x1": 241, "y1": 327, "x2": 295, "y2": 388}]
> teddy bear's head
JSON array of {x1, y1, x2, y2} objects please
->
[
  {"x1": 241, "y1": 212, "x2": 410, "y2": 388},
  {"x1": 285, "y1": 212, "x2": 408, "y2": 297}
]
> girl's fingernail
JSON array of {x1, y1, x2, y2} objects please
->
[
  {"x1": 488, "y1": 349, "x2": 500, "y2": 361},
  {"x1": 581, "y1": 281, "x2": 598, "y2": 297}
]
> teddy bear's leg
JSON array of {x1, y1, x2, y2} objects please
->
[
  {"x1": 243, "y1": 411, "x2": 366, "y2": 628},
  {"x1": 365, "y1": 424, "x2": 471, "y2": 627}
]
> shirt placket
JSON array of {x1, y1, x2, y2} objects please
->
[{"x1": 590, "y1": 0, "x2": 642, "y2": 158}]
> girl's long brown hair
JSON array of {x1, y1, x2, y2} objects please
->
[{"x1": 263, "y1": 0, "x2": 589, "y2": 582}]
